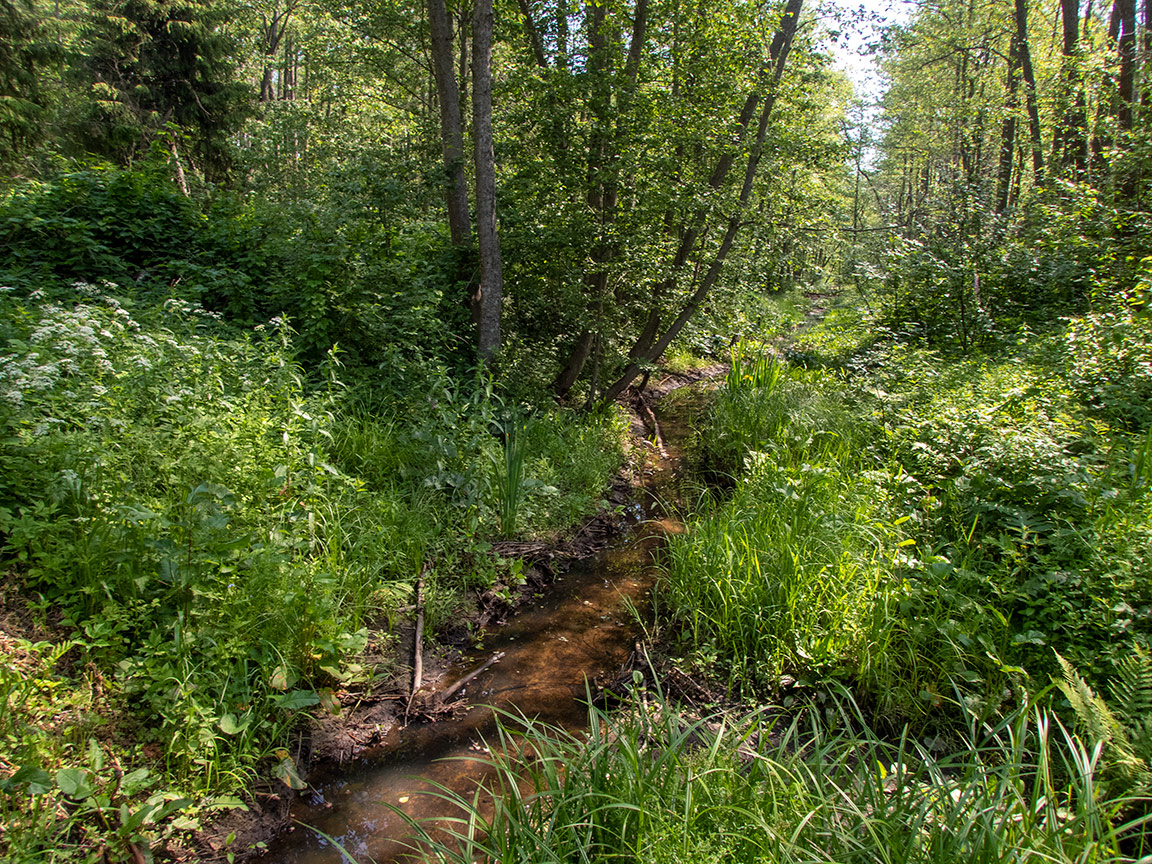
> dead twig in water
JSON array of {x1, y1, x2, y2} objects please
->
[
  {"x1": 633, "y1": 391, "x2": 668, "y2": 459},
  {"x1": 439, "y1": 651, "x2": 505, "y2": 703}
]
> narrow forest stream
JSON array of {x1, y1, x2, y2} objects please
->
[{"x1": 265, "y1": 383, "x2": 707, "y2": 864}]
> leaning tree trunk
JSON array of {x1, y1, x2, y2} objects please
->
[
  {"x1": 1015, "y1": 0, "x2": 1045, "y2": 182},
  {"x1": 552, "y1": 0, "x2": 649, "y2": 400},
  {"x1": 473, "y1": 0, "x2": 503, "y2": 361},
  {"x1": 599, "y1": 0, "x2": 804, "y2": 405}
]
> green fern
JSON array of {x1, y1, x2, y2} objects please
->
[
  {"x1": 1056, "y1": 650, "x2": 1152, "y2": 792},
  {"x1": 1110, "y1": 647, "x2": 1152, "y2": 767}
]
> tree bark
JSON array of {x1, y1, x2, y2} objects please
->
[
  {"x1": 516, "y1": 0, "x2": 548, "y2": 67},
  {"x1": 1143, "y1": 0, "x2": 1151, "y2": 108},
  {"x1": 553, "y1": 0, "x2": 649, "y2": 399},
  {"x1": 626, "y1": 7, "x2": 798, "y2": 366},
  {"x1": 1089, "y1": 0, "x2": 1122, "y2": 171},
  {"x1": 1116, "y1": 0, "x2": 1137, "y2": 129},
  {"x1": 1054, "y1": 0, "x2": 1088, "y2": 175},
  {"x1": 1014, "y1": 0, "x2": 1045, "y2": 181},
  {"x1": 996, "y1": 32, "x2": 1021, "y2": 213},
  {"x1": 429, "y1": 0, "x2": 472, "y2": 250},
  {"x1": 473, "y1": 0, "x2": 503, "y2": 361},
  {"x1": 259, "y1": 0, "x2": 298, "y2": 103}
]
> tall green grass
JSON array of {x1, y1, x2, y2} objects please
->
[
  {"x1": 669, "y1": 355, "x2": 940, "y2": 707},
  {"x1": 668, "y1": 332, "x2": 1152, "y2": 723},
  {"x1": 493, "y1": 422, "x2": 528, "y2": 538},
  {"x1": 666, "y1": 447, "x2": 890, "y2": 690},
  {"x1": 401, "y1": 691, "x2": 1149, "y2": 864}
]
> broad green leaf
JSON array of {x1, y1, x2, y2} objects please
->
[
  {"x1": 218, "y1": 713, "x2": 251, "y2": 735},
  {"x1": 2, "y1": 765, "x2": 53, "y2": 795},
  {"x1": 56, "y1": 767, "x2": 95, "y2": 800},
  {"x1": 119, "y1": 768, "x2": 152, "y2": 795},
  {"x1": 269, "y1": 663, "x2": 290, "y2": 691},
  {"x1": 273, "y1": 756, "x2": 307, "y2": 790},
  {"x1": 274, "y1": 689, "x2": 320, "y2": 711},
  {"x1": 318, "y1": 688, "x2": 341, "y2": 716},
  {"x1": 206, "y1": 796, "x2": 247, "y2": 811}
]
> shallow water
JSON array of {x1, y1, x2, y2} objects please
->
[{"x1": 265, "y1": 390, "x2": 703, "y2": 864}]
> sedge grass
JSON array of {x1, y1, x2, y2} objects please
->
[
  {"x1": 492, "y1": 422, "x2": 528, "y2": 539},
  {"x1": 390, "y1": 690, "x2": 1149, "y2": 864}
]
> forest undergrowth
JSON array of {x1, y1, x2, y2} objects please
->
[
  {"x1": 420, "y1": 288, "x2": 1152, "y2": 864},
  {"x1": 5, "y1": 0, "x2": 1152, "y2": 853},
  {"x1": 0, "y1": 282, "x2": 625, "y2": 861}
]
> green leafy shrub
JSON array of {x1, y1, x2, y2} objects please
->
[
  {"x1": 0, "y1": 162, "x2": 458, "y2": 368},
  {"x1": 1063, "y1": 309, "x2": 1152, "y2": 431},
  {"x1": 0, "y1": 164, "x2": 248, "y2": 304},
  {"x1": 0, "y1": 286, "x2": 416, "y2": 792},
  {"x1": 0, "y1": 280, "x2": 628, "y2": 803}
]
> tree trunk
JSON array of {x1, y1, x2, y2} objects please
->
[
  {"x1": 1089, "y1": 1, "x2": 1122, "y2": 172},
  {"x1": 996, "y1": 32, "x2": 1021, "y2": 213},
  {"x1": 283, "y1": 35, "x2": 296, "y2": 101},
  {"x1": 1054, "y1": 0, "x2": 1088, "y2": 175},
  {"x1": 260, "y1": 12, "x2": 283, "y2": 103},
  {"x1": 429, "y1": 0, "x2": 471, "y2": 250},
  {"x1": 1015, "y1": 0, "x2": 1045, "y2": 181},
  {"x1": 1143, "y1": 0, "x2": 1151, "y2": 108},
  {"x1": 625, "y1": 8, "x2": 798, "y2": 366},
  {"x1": 516, "y1": 0, "x2": 548, "y2": 67},
  {"x1": 552, "y1": 0, "x2": 649, "y2": 399},
  {"x1": 1116, "y1": 0, "x2": 1136, "y2": 130},
  {"x1": 473, "y1": 0, "x2": 503, "y2": 361}
]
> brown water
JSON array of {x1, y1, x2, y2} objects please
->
[{"x1": 265, "y1": 391, "x2": 701, "y2": 864}]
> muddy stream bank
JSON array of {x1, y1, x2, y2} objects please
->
[{"x1": 262, "y1": 377, "x2": 714, "y2": 864}]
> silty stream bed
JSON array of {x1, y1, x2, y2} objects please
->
[{"x1": 264, "y1": 386, "x2": 708, "y2": 864}]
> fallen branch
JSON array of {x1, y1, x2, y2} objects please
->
[
  {"x1": 439, "y1": 651, "x2": 505, "y2": 703},
  {"x1": 406, "y1": 572, "x2": 426, "y2": 720},
  {"x1": 633, "y1": 392, "x2": 668, "y2": 458}
]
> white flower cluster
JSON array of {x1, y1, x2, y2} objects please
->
[
  {"x1": 0, "y1": 284, "x2": 149, "y2": 426},
  {"x1": 2, "y1": 282, "x2": 293, "y2": 438}
]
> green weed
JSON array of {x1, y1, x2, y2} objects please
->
[
  {"x1": 0, "y1": 282, "x2": 627, "y2": 839},
  {"x1": 492, "y1": 423, "x2": 528, "y2": 539}
]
